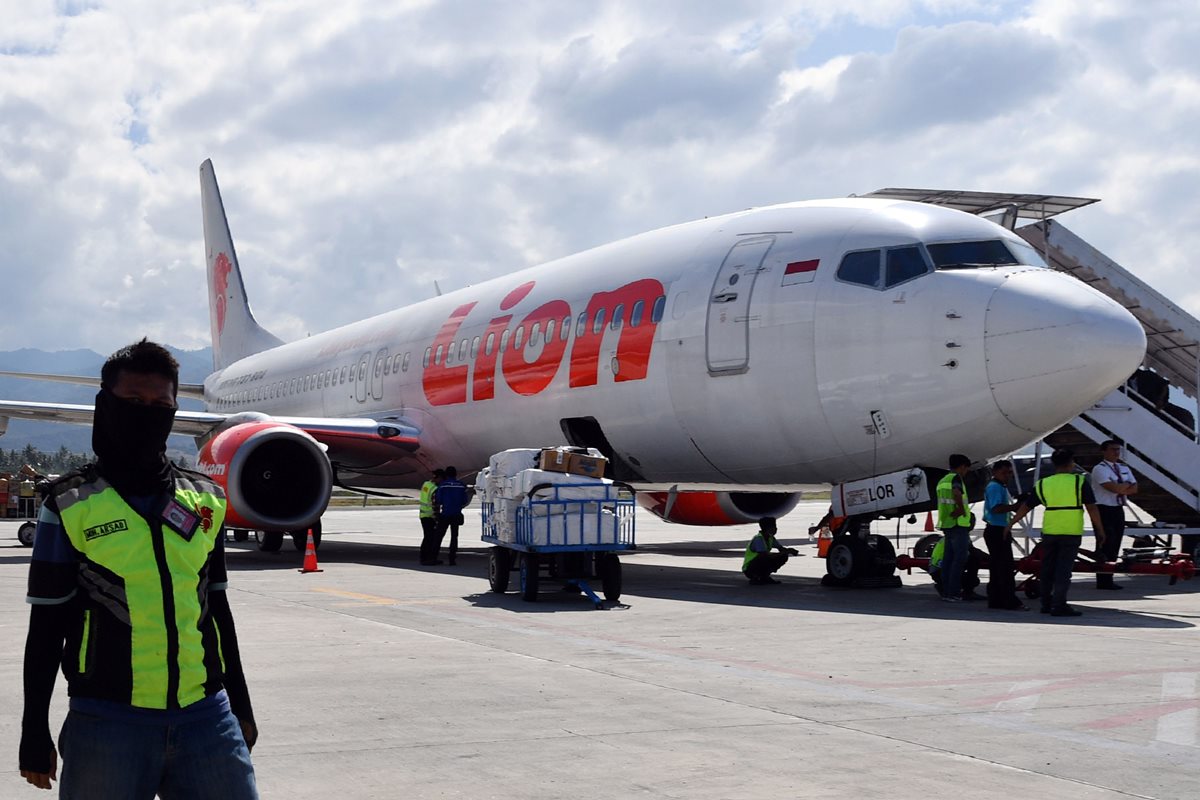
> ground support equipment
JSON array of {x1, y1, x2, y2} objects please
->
[{"x1": 482, "y1": 483, "x2": 636, "y2": 608}]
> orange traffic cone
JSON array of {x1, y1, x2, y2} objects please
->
[
  {"x1": 299, "y1": 528, "x2": 323, "y2": 574},
  {"x1": 924, "y1": 511, "x2": 935, "y2": 532}
]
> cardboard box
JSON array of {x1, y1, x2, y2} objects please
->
[
  {"x1": 538, "y1": 448, "x2": 573, "y2": 474},
  {"x1": 568, "y1": 452, "x2": 607, "y2": 478}
]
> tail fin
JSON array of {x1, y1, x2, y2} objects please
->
[{"x1": 200, "y1": 159, "x2": 284, "y2": 371}]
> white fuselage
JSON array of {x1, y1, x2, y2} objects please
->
[{"x1": 202, "y1": 199, "x2": 1145, "y2": 489}]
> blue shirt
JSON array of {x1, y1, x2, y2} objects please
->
[
  {"x1": 983, "y1": 480, "x2": 1012, "y2": 527},
  {"x1": 433, "y1": 479, "x2": 469, "y2": 516}
]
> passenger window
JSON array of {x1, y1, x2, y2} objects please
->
[
  {"x1": 471, "y1": 336, "x2": 480, "y2": 359},
  {"x1": 611, "y1": 304, "x2": 624, "y2": 330},
  {"x1": 423, "y1": 348, "x2": 431, "y2": 368},
  {"x1": 402, "y1": 352, "x2": 410, "y2": 372},
  {"x1": 630, "y1": 300, "x2": 645, "y2": 328},
  {"x1": 651, "y1": 295, "x2": 666, "y2": 323},
  {"x1": 435, "y1": 345, "x2": 443, "y2": 365},
  {"x1": 545, "y1": 319, "x2": 555, "y2": 342},
  {"x1": 446, "y1": 343, "x2": 454, "y2": 365},
  {"x1": 458, "y1": 339, "x2": 468, "y2": 362},
  {"x1": 513, "y1": 326, "x2": 525, "y2": 350},
  {"x1": 485, "y1": 332, "x2": 495, "y2": 356},
  {"x1": 561, "y1": 316, "x2": 571, "y2": 341},
  {"x1": 576, "y1": 312, "x2": 587, "y2": 338},
  {"x1": 529, "y1": 322, "x2": 541, "y2": 346},
  {"x1": 885, "y1": 246, "x2": 928, "y2": 287},
  {"x1": 592, "y1": 308, "x2": 606, "y2": 335},
  {"x1": 378, "y1": 360, "x2": 386, "y2": 377},
  {"x1": 837, "y1": 250, "x2": 881, "y2": 288},
  {"x1": 500, "y1": 329, "x2": 510, "y2": 353}
]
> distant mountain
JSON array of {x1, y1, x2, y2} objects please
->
[{"x1": 0, "y1": 346, "x2": 213, "y2": 456}]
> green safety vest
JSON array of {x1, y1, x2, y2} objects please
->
[
  {"x1": 929, "y1": 537, "x2": 945, "y2": 571},
  {"x1": 419, "y1": 481, "x2": 437, "y2": 518},
  {"x1": 936, "y1": 473, "x2": 971, "y2": 530},
  {"x1": 742, "y1": 531, "x2": 776, "y2": 570},
  {"x1": 1036, "y1": 473, "x2": 1085, "y2": 536},
  {"x1": 53, "y1": 471, "x2": 227, "y2": 709}
]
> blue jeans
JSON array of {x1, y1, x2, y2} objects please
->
[
  {"x1": 941, "y1": 527, "x2": 972, "y2": 598},
  {"x1": 58, "y1": 699, "x2": 257, "y2": 799}
]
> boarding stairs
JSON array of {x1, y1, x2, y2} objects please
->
[{"x1": 1019, "y1": 219, "x2": 1200, "y2": 529}]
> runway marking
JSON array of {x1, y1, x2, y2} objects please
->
[
  {"x1": 993, "y1": 680, "x2": 1052, "y2": 712},
  {"x1": 310, "y1": 587, "x2": 399, "y2": 605}
]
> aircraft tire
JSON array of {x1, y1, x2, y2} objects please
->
[
  {"x1": 866, "y1": 534, "x2": 897, "y2": 577},
  {"x1": 256, "y1": 531, "x2": 283, "y2": 553},
  {"x1": 488, "y1": 547, "x2": 512, "y2": 593},
  {"x1": 825, "y1": 540, "x2": 858, "y2": 585},
  {"x1": 17, "y1": 521, "x2": 36, "y2": 547},
  {"x1": 520, "y1": 554, "x2": 540, "y2": 602},
  {"x1": 914, "y1": 533, "x2": 941, "y2": 560},
  {"x1": 599, "y1": 553, "x2": 622, "y2": 602}
]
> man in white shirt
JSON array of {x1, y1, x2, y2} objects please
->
[{"x1": 1090, "y1": 439, "x2": 1137, "y2": 590}]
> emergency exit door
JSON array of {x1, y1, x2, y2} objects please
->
[{"x1": 705, "y1": 237, "x2": 773, "y2": 374}]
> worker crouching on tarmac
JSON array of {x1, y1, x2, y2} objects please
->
[
  {"x1": 742, "y1": 517, "x2": 799, "y2": 585},
  {"x1": 927, "y1": 537, "x2": 984, "y2": 601}
]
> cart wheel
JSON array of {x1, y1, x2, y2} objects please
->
[
  {"x1": 1023, "y1": 579, "x2": 1041, "y2": 599},
  {"x1": 488, "y1": 547, "x2": 512, "y2": 593},
  {"x1": 520, "y1": 554, "x2": 540, "y2": 602},
  {"x1": 599, "y1": 553, "x2": 622, "y2": 602},
  {"x1": 255, "y1": 531, "x2": 283, "y2": 552},
  {"x1": 17, "y1": 521, "x2": 36, "y2": 547}
]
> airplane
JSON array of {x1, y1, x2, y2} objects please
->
[{"x1": 1, "y1": 160, "x2": 1146, "y2": 575}]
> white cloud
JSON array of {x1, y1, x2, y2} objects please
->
[{"x1": 0, "y1": 0, "x2": 1197, "y2": 360}]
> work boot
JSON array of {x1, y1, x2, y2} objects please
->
[{"x1": 1051, "y1": 606, "x2": 1083, "y2": 617}]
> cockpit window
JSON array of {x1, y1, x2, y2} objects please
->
[
  {"x1": 885, "y1": 246, "x2": 929, "y2": 287},
  {"x1": 927, "y1": 240, "x2": 1020, "y2": 270},
  {"x1": 836, "y1": 250, "x2": 880, "y2": 287},
  {"x1": 1007, "y1": 240, "x2": 1048, "y2": 268}
]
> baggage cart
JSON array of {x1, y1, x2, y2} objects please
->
[{"x1": 481, "y1": 481, "x2": 636, "y2": 608}]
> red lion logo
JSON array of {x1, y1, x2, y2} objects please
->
[
  {"x1": 199, "y1": 506, "x2": 214, "y2": 533},
  {"x1": 213, "y1": 253, "x2": 232, "y2": 335}
]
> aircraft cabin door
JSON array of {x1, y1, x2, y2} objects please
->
[{"x1": 705, "y1": 236, "x2": 774, "y2": 374}]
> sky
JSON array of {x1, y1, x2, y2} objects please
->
[{"x1": 1, "y1": 0, "x2": 1198, "y2": 359}]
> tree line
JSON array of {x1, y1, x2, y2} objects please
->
[{"x1": 0, "y1": 445, "x2": 191, "y2": 476}]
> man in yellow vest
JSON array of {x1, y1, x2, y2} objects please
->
[
  {"x1": 1010, "y1": 448, "x2": 1106, "y2": 617},
  {"x1": 742, "y1": 517, "x2": 799, "y2": 585},
  {"x1": 935, "y1": 453, "x2": 975, "y2": 602},
  {"x1": 19, "y1": 340, "x2": 258, "y2": 796},
  {"x1": 418, "y1": 469, "x2": 444, "y2": 565}
]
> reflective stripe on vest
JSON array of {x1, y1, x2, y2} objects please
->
[
  {"x1": 1036, "y1": 473, "x2": 1085, "y2": 536},
  {"x1": 936, "y1": 473, "x2": 971, "y2": 529},
  {"x1": 419, "y1": 481, "x2": 437, "y2": 518},
  {"x1": 56, "y1": 474, "x2": 226, "y2": 709}
]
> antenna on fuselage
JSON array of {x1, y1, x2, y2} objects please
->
[{"x1": 434, "y1": 280, "x2": 443, "y2": 297}]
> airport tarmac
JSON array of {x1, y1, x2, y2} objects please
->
[{"x1": 2, "y1": 502, "x2": 1198, "y2": 800}]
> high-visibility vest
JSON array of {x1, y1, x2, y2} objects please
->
[
  {"x1": 52, "y1": 469, "x2": 227, "y2": 709},
  {"x1": 1036, "y1": 473, "x2": 1085, "y2": 535},
  {"x1": 418, "y1": 481, "x2": 437, "y2": 518},
  {"x1": 929, "y1": 537, "x2": 945, "y2": 571},
  {"x1": 743, "y1": 531, "x2": 775, "y2": 570},
  {"x1": 936, "y1": 473, "x2": 971, "y2": 530}
]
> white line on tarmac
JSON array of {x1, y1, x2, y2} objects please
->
[
  {"x1": 1156, "y1": 672, "x2": 1198, "y2": 747},
  {"x1": 994, "y1": 680, "x2": 1052, "y2": 712}
]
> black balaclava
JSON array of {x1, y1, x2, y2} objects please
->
[{"x1": 92, "y1": 386, "x2": 177, "y2": 496}]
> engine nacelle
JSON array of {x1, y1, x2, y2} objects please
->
[
  {"x1": 637, "y1": 491, "x2": 802, "y2": 526},
  {"x1": 197, "y1": 420, "x2": 332, "y2": 531}
]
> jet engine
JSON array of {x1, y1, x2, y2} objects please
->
[
  {"x1": 636, "y1": 491, "x2": 802, "y2": 526},
  {"x1": 197, "y1": 416, "x2": 332, "y2": 531}
]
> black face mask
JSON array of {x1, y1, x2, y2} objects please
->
[{"x1": 92, "y1": 388, "x2": 177, "y2": 496}]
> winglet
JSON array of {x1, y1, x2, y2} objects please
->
[{"x1": 200, "y1": 159, "x2": 284, "y2": 371}]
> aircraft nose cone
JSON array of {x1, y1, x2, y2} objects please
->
[{"x1": 985, "y1": 270, "x2": 1146, "y2": 433}]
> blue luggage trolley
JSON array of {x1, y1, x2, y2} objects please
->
[{"x1": 482, "y1": 481, "x2": 636, "y2": 607}]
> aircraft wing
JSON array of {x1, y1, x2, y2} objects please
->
[
  {"x1": 0, "y1": 400, "x2": 421, "y2": 467},
  {"x1": 0, "y1": 370, "x2": 207, "y2": 400}
]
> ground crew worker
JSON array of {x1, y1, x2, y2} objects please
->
[
  {"x1": 1091, "y1": 440, "x2": 1136, "y2": 589},
  {"x1": 936, "y1": 454, "x2": 974, "y2": 602},
  {"x1": 927, "y1": 536, "x2": 983, "y2": 600},
  {"x1": 432, "y1": 466, "x2": 469, "y2": 566},
  {"x1": 1010, "y1": 447, "x2": 1106, "y2": 617},
  {"x1": 742, "y1": 517, "x2": 799, "y2": 585},
  {"x1": 418, "y1": 469, "x2": 444, "y2": 565},
  {"x1": 983, "y1": 460, "x2": 1026, "y2": 610},
  {"x1": 18, "y1": 339, "x2": 258, "y2": 797}
]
